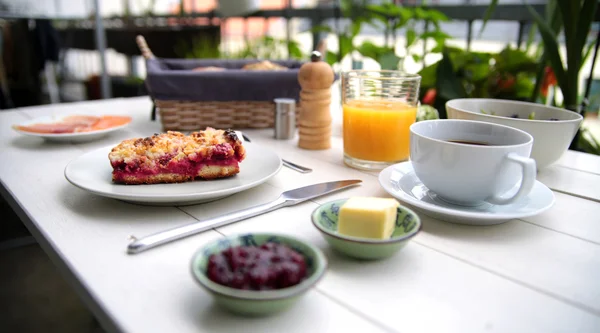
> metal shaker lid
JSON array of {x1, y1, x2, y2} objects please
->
[
  {"x1": 274, "y1": 98, "x2": 295, "y2": 104},
  {"x1": 274, "y1": 98, "x2": 296, "y2": 114}
]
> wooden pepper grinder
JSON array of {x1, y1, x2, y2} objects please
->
[{"x1": 297, "y1": 51, "x2": 335, "y2": 150}]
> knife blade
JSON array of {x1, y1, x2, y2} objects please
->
[{"x1": 127, "y1": 179, "x2": 362, "y2": 254}]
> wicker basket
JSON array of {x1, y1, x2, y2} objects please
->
[{"x1": 136, "y1": 35, "x2": 303, "y2": 131}]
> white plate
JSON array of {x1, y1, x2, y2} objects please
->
[
  {"x1": 378, "y1": 161, "x2": 555, "y2": 225},
  {"x1": 64, "y1": 142, "x2": 282, "y2": 206},
  {"x1": 13, "y1": 115, "x2": 131, "y2": 143}
]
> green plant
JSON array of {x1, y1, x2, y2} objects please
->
[
  {"x1": 175, "y1": 35, "x2": 305, "y2": 61},
  {"x1": 135, "y1": 0, "x2": 156, "y2": 16},
  {"x1": 363, "y1": 1, "x2": 450, "y2": 69},
  {"x1": 525, "y1": 0, "x2": 597, "y2": 112},
  {"x1": 314, "y1": 0, "x2": 450, "y2": 70},
  {"x1": 227, "y1": 36, "x2": 305, "y2": 60},
  {"x1": 174, "y1": 36, "x2": 221, "y2": 59},
  {"x1": 482, "y1": 0, "x2": 600, "y2": 154},
  {"x1": 310, "y1": 0, "x2": 372, "y2": 66},
  {"x1": 418, "y1": 45, "x2": 538, "y2": 118}
]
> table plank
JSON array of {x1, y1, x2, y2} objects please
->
[
  {"x1": 522, "y1": 191, "x2": 600, "y2": 244},
  {"x1": 557, "y1": 150, "x2": 600, "y2": 175},
  {"x1": 537, "y1": 166, "x2": 600, "y2": 202}
]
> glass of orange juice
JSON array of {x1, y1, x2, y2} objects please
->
[{"x1": 342, "y1": 70, "x2": 421, "y2": 170}]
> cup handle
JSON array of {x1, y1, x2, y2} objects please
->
[{"x1": 486, "y1": 152, "x2": 537, "y2": 205}]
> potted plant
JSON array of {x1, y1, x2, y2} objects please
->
[
  {"x1": 482, "y1": 0, "x2": 599, "y2": 154},
  {"x1": 418, "y1": 46, "x2": 538, "y2": 118},
  {"x1": 315, "y1": 0, "x2": 451, "y2": 71}
]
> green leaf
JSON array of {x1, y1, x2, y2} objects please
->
[
  {"x1": 427, "y1": 9, "x2": 449, "y2": 23},
  {"x1": 431, "y1": 43, "x2": 444, "y2": 53},
  {"x1": 414, "y1": 7, "x2": 428, "y2": 20},
  {"x1": 366, "y1": 11, "x2": 390, "y2": 26},
  {"x1": 287, "y1": 41, "x2": 304, "y2": 59},
  {"x1": 581, "y1": 40, "x2": 596, "y2": 69},
  {"x1": 339, "y1": 35, "x2": 353, "y2": 59},
  {"x1": 350, "y1": 20, "x2": 362, "y2": 38},
  {"x1": 436, "y1": 52, "x2": 467, "y2": 100},
  {"x1": 478, "y1": 0, "x2": 498, "y2": 37},
  {"x1": 398, "y1": 7, "x2": 414, "y2": 22},
  {"x1": 310, "y1": 25, "x2": 334, "y2": 34},
  {"x1": 412, "y1": 54, "x2": 422, "y2": 63},
  {"x1": 393, "y1": 20, "x2": 407, "y2": 30},
  {"x1": 514, "y1": 73, "x2": 535, "y2": 98},
  {"x1": 340, "y1": 0, "x2": 355, "y2": 17},
  {"x1": 378, "y1": 52, "x2": 401, "y2": 70},
  {"x1": 406, "y1": 29, "x2": 417, "y2": 48},
  {"x1": 546, "y1": 0, "x2": 562, "y2": 34},
  {"x1": 524, "y1": 23, "x2": 537, "y2": 53},
  {"x1": 579, "y1": 127, "x2": 600, "y2": 155},
  {"x1": 325, "y1": 51, "x2": 338, "y2": 65},
  {"x1": 366, "y1": 4, "x2": 389, "y2": 17},
  {"x1": 356, "y1": 41, "x2": 381, "y2": 60},
  {"x1": 383, "y1": 3, "x2": 403, "y2": 17},
  {"x1": 494, "y1": 46, "x2": 537, "y2": 73},
  {"x1": 576, "y1": 0, "x2": 598, "y2": 59},
  {"x1": 418, "y1": 62, "x2": 438, "y2": 88},
  {"x1": 464, "y1": 63, "x2": 490, "y2": 82},
  {"x1": 554, "y1": 0, "x2": 573, "y2": 43},
  {"x1": 420, "y1": 31, "x2": 451, "y2": 41},
  {"x1": 530, "y1": 53, "x2": 547, "y2": 103},
  {"x1": 526, "y1": 3, "x2": 568, "y2": 104},
  {"x1": 553, "y1": 0, "x2": 575, "y2": 96}
]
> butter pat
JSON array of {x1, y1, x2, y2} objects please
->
[{"x1": 337, "y1": 197, "x2": 399, "y2": 239}]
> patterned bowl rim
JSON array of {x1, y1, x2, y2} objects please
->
[
  {"x1": 311, "y1": 198, "x2": 422, "y2": 245},
  {"x1": 190, "y1": 233, "x2": 327, "y2": 301}
]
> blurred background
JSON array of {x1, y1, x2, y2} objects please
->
[{"x1": 0, "y1": 0, "x2": 597, "y2": 112}]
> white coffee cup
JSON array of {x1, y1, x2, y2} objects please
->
[{"x1": 410, "y1": 119, "x2": 536, "y2": 206}]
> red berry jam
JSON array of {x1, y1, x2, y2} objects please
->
[{"x1": 206, "y1": 242, "x2": 308, "y2": 290}]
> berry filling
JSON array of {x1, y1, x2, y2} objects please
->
[
  {"x1": 206, "y1": 243, "x2": 308, "y2": 290},
  {"x1": 111, "y1": 155, "x2": 240, "y2": 182}
]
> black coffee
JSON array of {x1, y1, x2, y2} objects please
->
[{"x1": 447, "y1": 140, "x2": 489, "y2": 146}]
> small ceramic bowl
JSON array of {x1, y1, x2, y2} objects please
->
[
  {"x1": 190, "y1": 233, "x2": 327, "y2": 316},
  {"x1": 311, "y1": 198, "x2": 421, "y2": 260},
  {"x1": 446, "y1": 98, "x2": 583, "y2": 169}
]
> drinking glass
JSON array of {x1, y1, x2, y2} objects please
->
[{"x1": 341, "y1": 70, "x2": 421, "y2": 170}]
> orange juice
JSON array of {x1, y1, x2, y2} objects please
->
[{"x1": 343, "y1": 100, "x2": 417, "y2": 162}]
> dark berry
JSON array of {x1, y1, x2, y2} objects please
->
[{"x1": 206, "y1": 243, "x2": 308, "y2": 291}]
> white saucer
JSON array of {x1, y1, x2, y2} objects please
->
[
  {"x1": 378, "y1": 161, "x2": 555, "y2": 225},
  {"x1": 64, "y1": 142, "x2": 282, "y2": 206},
  {"x1": 13, "y1": 115, "x2": 131, "y2": 143}
]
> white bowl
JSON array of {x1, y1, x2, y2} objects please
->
[{"x1": 446, "y1": 99, "x2": 583, "y2": 169}]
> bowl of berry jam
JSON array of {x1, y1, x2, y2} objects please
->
[{"x1": 191, "y1": 233, "x2": 327, "y2": 316}]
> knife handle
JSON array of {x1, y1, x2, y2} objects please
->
[{"x1": 127, "y1": 197, "x2": 288, "y2": 254}]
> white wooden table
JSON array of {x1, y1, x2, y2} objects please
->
[{"x1": 1, "y1": 96, "x2": 600, "y2": 333}]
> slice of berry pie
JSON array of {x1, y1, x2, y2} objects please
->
[{"x1": 108, "y1": 128, "x2": 246, "y2": 185}]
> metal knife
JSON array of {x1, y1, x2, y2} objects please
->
[{"x1": 127, "y1": 179, "x2": 362, "y2": 254}]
